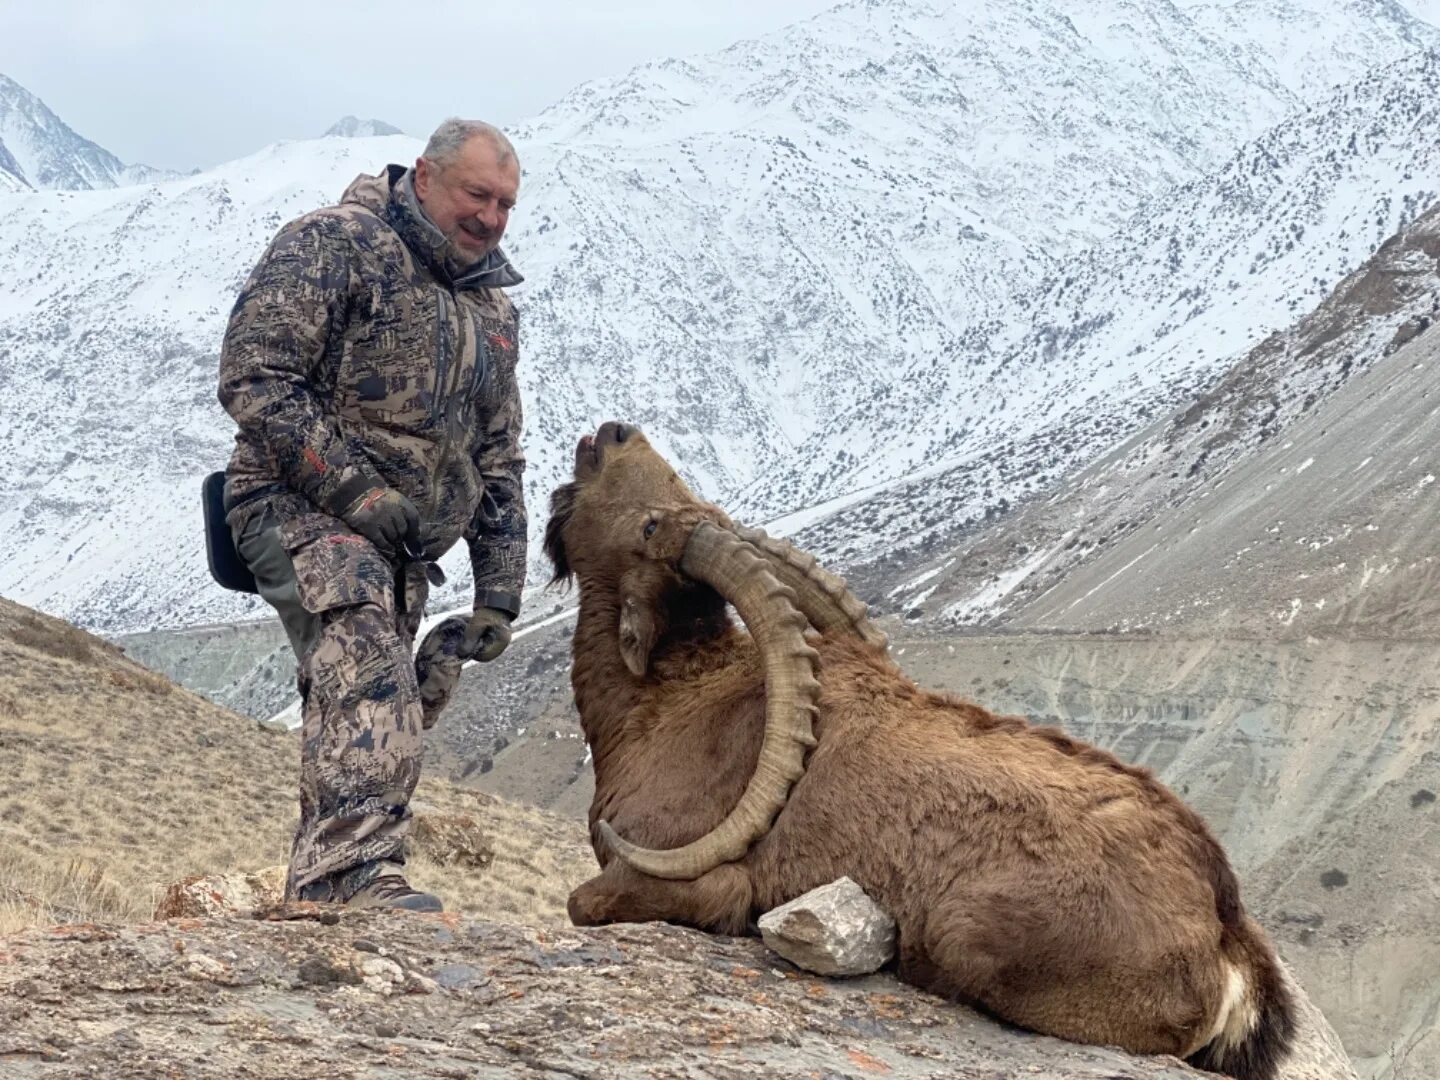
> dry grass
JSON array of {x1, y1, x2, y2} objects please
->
[
  {"x1": 6, "y1": 610, "x2": 102, "y2": 664},
  {"x1": 406, "y1": 789, "x2": 595, "y2": 925},
  {"x1": 0, "y1": 854, "x2": 141, "y2": 934},
  {"x1": 0, "y1": 597, "x2": 593, "y2": 935}
]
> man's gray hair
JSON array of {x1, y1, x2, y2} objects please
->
[{"x1": 423, "y1": 118, "x2": 519, "y2": 172}]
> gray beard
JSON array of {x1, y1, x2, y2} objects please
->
[{"x1": 440, "y1": 229, "x2": 493, "y2": 278}]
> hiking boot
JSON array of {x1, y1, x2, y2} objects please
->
[
  {"x1": 346, "y1": 862, "x2": 444, "y2": 912},
  {"x1": 295, "y1": 860, "x2": 443, "y2": 913}
]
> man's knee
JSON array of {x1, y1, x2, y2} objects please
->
[{"x1": 305, "y1": 602, "x2": 420, "y2": 709}]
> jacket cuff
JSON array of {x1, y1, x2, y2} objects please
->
[
  {"x1": 476, "y1": 590, "x2": 521, "y2": 621},
  {"x1": 318, "y1": 469, "x2": 386, "y2": 518}
]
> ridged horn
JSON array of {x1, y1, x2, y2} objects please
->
[
  {"x1": 596, "y1": 521, "x2": 821, "y2": 880},
  {"x1": 732, "y1": 524, "x2": 888, "y2": 651}
]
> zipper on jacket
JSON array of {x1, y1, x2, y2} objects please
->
[
  {"x1": 425, "y1": 286, "x2": 468, "y2": 532},
  {"x1": 470, "y1": 308, "x2": 490, "y2": 400},
  {"x1": 429, "y1": 289, "x2": 451, "y2": 426},
  {"x1": 426, "y1": 288, "x2": 454, "y2": 529}
]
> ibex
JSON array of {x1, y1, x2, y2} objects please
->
[{"x1": 547, "y1": 422, "x2": 1294, "y2": 1080}]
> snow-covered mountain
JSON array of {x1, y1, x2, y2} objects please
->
[
  {"x1": 847, "y1": 196, "x2": 1440, "y2": 637},
  {"x1": 510, "y1": 0, "x2": 1438, "y2": 479},
  {"x1": 1180, "y1": 0, "x2": 1440, "y2": 100},
  {"x1": 322, "y1": 116, "x2": 404, "y2": 138},
  {"x1": 0, "y1": 74, "x2": 174, "y2": 190},
  {"x1": 1, "y1": 0, "x2": 1439, "y2": 633},
  {"x1": 745, "y1": 47, "x2": 1440, "y2": 528}
]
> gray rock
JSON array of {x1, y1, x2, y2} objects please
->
[
  {"x1": 1280, "y1": 963, "x2": 1359, "y2": 1080},
  {"x1": 0, "y1": 910, "x2": 1215, "y2": 1079},
  {"x1": 0, "y1": 908, "x2": 1357, "y2": 1079},
  {"x1": 758, "y1": 876, "x2": 897, "y2": 976}
]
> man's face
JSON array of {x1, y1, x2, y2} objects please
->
[{"x1": 413, "y1": 136, "x2": 520, "y2": 264}]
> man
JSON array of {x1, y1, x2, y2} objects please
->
[{"x1": 217, "y1": 118, "x2": 528, "y2": 912}]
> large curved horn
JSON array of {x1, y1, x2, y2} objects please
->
[
  {"x1": 597, "y1": 521, "x2": 821, "y2": 880},
  {"x1": 732, "y1": 524, "x2": 889, "y2": 651}
]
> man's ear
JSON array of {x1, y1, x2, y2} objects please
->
[{"x1": 618, "y1": 595, "x2": 657, "y2": 677}]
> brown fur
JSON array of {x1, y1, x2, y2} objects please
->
[{"x1": 549, "y1": 423, "x2": 1294, "y2": 1079}]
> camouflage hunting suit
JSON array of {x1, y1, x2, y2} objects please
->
[{"x1": 217, "y1": 164, "x2": 527, "y2": 899}]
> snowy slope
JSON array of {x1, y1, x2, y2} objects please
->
[
  {"x1": 509, "y1": 0, "x2": 1437, "y2": 464},
  {"x1": 2, "y1": 0, "x2": 1439, "y2": 632},
  {"x1": 746, "y1": 48, "x2": 1440, "y2": 528},
  {"x1": 843, "y1": 198, "x2": 1440, "y2": 636},
  {"x1": 0, "y1": 137, "x2": 28, "y2": 192},
  {"x1": 0, "y1": 74, "x2": 174, "y2": 190},
  {"x1": 1182, "y1": 0, "x2": 1440, "y2": 99}
]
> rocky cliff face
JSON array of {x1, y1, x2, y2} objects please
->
[{"x1": 833, "y1": 195, "x2": 1440, "y2": 639}]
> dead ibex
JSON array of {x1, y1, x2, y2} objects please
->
[{"x1": 547, "y1": 422, "x2": 1294, "y2": 1080}]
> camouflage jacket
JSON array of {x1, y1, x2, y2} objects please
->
[{"x1": 218, "y1": 164, "x2": 528, "y2": 608}]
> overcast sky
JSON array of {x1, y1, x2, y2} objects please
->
[{"x1": 1, "y1": 0, "x2": 838, "y2": 172}]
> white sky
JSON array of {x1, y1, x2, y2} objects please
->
[{"x1": 0, "y1": 0, "x2": 839, "y2": 172}]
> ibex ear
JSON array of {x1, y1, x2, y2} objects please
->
[{"x1": 618, "y1": 595, "x2": 657, "y2": 677}]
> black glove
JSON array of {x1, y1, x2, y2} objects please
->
[
  {"x1": 337, "y1": 486, "x2": 420, "y2": 556},
  {"x1": 460, "y1": 606, "x2": 513, "y2": 662}
]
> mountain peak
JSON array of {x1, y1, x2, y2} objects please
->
[
  {"x1": 322, "y1": 116, "x2": 404, "y2": 138},
  {"x1": 0, "y1": 71, "x2": 173, "y2": 190}
]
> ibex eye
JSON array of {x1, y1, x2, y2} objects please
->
[{"x1": 643, "y1": 520, "x2": 658, "y2": 540}]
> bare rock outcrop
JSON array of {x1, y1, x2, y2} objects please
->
[
  {"x1": 0, "y1": 909, "x2": 1353, "y2": 1079},
  {"x1": 0, "y1": 913, "x2": 1177, "y2": 1078},
  {"x1": 152, "y1": 866, "x2": 286, "y2": 920}
]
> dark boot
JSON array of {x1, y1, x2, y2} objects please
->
[
  {"x1": 297, "y1": 860, "x2": 443, "y2": 913},
  {"x1": 347, "y1": 862, "x2": 443, "y2": 912}
]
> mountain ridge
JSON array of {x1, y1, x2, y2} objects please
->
[
  {"x1": 2, "y1": 0, "x2": 1439, "y2": 631},
  {"x1": 322, "y1": 116, "x2": 404, "y2": 138}
]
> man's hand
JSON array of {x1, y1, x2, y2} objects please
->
[
  {"x1": 339, "y1": 487, "x2": 420, "y2": 556},
  {"x1": 460, "y1": 607, "x2": 513, "y2": 662}
]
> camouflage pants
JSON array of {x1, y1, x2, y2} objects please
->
[{"x1": 236, "y1": 505, "x2": 429, "y2": 899}]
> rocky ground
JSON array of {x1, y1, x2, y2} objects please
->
[
  {"x1": 0, "y1": 908, "x2": 1351, "y2": 1080},
  {"x1": 1, "y1": 592, "x2": 1368, "y2": 1080},
  {"x1": 115, "y1": 609, "x2": 1440, "y2": 1078}
]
